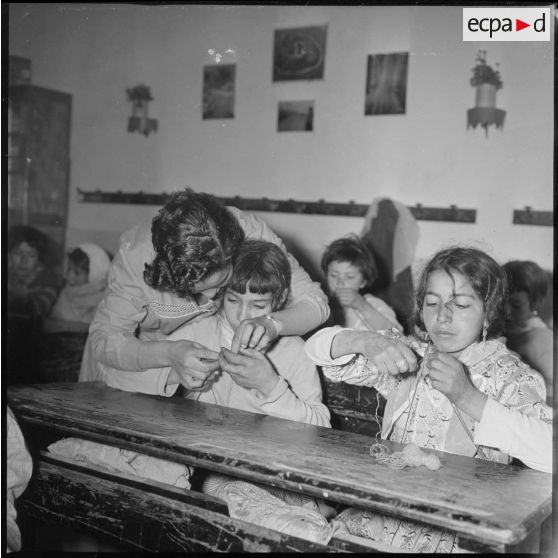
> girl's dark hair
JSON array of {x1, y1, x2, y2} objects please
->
[
  {"x1": 8, "y1": 225, "x2": 49, "y2": 262},
  {"x1": 144, "y1": 189, "x2": 245, "y2": 297},
  {"x1": 502, "y1": 260, "x2": 549, "y2": 312},
  {"x1": 413, "y1": 246, "x2": 507, "y2": 339},
  {"x1": 68, "y1": 248, "x2": 89, "y2": 276},
  {"x1": 228, "y1": 240, "x2": 291, "y2": 311},
  {"x1": 321, "y1": 234, "x2": 378, "y2": 290}
]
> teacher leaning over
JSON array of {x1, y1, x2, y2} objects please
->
[{"x1": 79, "y1": 188, "x2": 329, "y2": 390}]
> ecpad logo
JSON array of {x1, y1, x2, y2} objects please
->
[{"x1": 463, "y1": 7, "x2": 551, "y2": 41}]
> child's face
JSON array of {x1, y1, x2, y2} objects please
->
[
  {"x1": 326, "y1": 261, "x2": 366, "y2": 294},
  {"x1": 222, "y1": 288, "x2": 274, "y2": 329},
  {"x1": 10, "y1": 242, "x2": 40, "y2": 281},
  {"x1": 421, "y1": 270, "x2": 486, "y2": 357},
  {"x1": 505, "y1": 291, "x2": 532, "y2": 328},
  {"x1": 66, "y1": 262, "x2": 88, "y2": 287}
]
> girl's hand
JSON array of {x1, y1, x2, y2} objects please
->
[
  {"x1": 231, "y1": 316, "x2": 280, "y2": 353},
  {"x1": 168, "y1": 340, "x2": 220, "y2": 391},
  {"x1": 219, "y1": 347, "x2": 278, "y2": 397},
  {"x1": 334, "y1": 288, "x2": 365, "y2": 310},
  {"x1": 424, "y1": 351, "x2": 476, "y2": 406},
  {"x1": 359, "y1": 332, "x2": 418, "y2": 376}
]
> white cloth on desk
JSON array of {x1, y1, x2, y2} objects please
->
[
  {"x1": 47, "y1": 438, "x2": 192, "y2": 489},
  {"x1": 7, "y1": 407, "x2": 33, "y2": 553}
]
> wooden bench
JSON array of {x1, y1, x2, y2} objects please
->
[
  {"x1": 319, "y1": 372, "x2": 385, "y2": 437},
  {"x1": 8, "y1": 382, "x2": 552, "y2": 553}
]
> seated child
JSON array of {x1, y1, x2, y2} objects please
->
[
  {"x1": 7, "y1": 224, "x2": 61, "y2": 319},
  {"x1": 50, "y1": 243, "x2": 111, "y2": 327},
  {"x1": 305, "y1": 246, "x2": 552, "y2": 552},
  {"x1": 503, "y1": 260, "x2": 553, "y2": 404},
  {"x1": 322, "y1": 235, "x2": 401, "y2": 331},
  {"x1": 54, "y1": 240, "x2": 337, "y2": 544}
]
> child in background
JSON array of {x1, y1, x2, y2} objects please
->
[
  {"x1": 305, "y1": 246, "x2": 551, "y2": 552},
  {"x1": 321, "y1": 235, "x2": 401, "y2": 332},
  {"x1": 503, "y1": 260, "x2": 553, "y2": 404},
  {"x1": 7, "y1": 225, "x2": 61, "y2": 319},
  {"x1": 50, "y1": 244, "x2": 111, "y2": 326},
  {"x1": 56, "y1": 240, "x2": 336, "y2": 544}
]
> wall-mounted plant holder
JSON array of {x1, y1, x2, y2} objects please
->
[
  {"x1": 467, "y1": 50, "x2": 505, "y2": 138},
  {"x1": 512, "y1": 207, "x2": 553, "y2": 227},
  {"x1": 77, "y1": 189, "x2": 477, "y2": 223},
  {"x1": 127, "y1": 84, "x2": 157, "y2": 136}
]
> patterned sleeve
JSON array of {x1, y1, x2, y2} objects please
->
[
  {"x1": 473, "y1": 349, "x2": 553, "y2": 472},
  {"x1": 304, "y1": 326, "x2": 413, "y2": 398},
  {"x1": 486, "y1": 351, "x2": 551, "y2": 421}
]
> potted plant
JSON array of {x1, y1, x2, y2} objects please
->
[
  {"x1": 126, "y1": 84, "x2": 157, "y2": 136},
  {"x1": 470, "y1": 50, "x2": 502, "y2": 108}
]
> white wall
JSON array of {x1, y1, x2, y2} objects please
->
[{"x1": 9, "y1": 4, "x2": 554, "y2": 280}]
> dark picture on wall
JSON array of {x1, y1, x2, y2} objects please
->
[
  {"x1": 202, "y1": 64, "x2": 235, "y2": 119},
  {"x1": 272, "y1": 25, "x2": 327, "y2": 81},
  {"x1": 277, "y1": 101, "x2": 314, "y2": 132},
  {"x1": 364, "y1": 52, "x2": 409, "y2": 115}
]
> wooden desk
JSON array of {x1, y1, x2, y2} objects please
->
[{"x1": 8, "y1": 382, "x2": 552, "y2": 553}]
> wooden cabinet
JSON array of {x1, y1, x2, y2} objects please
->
[{"x1": 8, "y1": 57, "x2": 72, "y2": 269}]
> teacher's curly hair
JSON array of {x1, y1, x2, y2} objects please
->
[{"x1": 144, "y1": 188, "x2": 245, "y2": 297}]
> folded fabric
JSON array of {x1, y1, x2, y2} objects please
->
[
  {"x1": 203, "y1": 473, "x2": 338, "y2": 544},
  {"x1": 48, "y1": 437, "x2": 191, "y2": 489},
  {"x1": 336, "y1": 506, "x2": 469, "y2": 553}
]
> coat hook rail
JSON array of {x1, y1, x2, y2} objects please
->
[
  {"x1": 512, "y1": 207, "x2": 553, "y2": 227},
  {"x1": 77, "y1": 189, "x2": 477, "y2": 223}
]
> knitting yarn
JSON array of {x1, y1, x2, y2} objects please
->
[{"x1": 370, "y1": 442, "x2": 441, "y2": 471}]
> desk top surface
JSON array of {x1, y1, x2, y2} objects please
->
[{"x1": 8, "y1": 382, "x2": 552, "y2": 548}]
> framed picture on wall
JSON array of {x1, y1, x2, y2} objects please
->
[
  {"x1": 364, "y1": 52, "x2": 409, "y2": 115},
  {"x1": 202, "y1": 64, "x2": 235, "y2": 119},
  {"x1": 277, "y1": 101, "x2": 314, "y2": 132},
  {"x1": 272, "y1": 25, "x2": 327, "y2": 81}
]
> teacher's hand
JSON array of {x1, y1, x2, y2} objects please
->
[
  {"x1": 168, "y1": 340, "x2": 220, "y2": 391},
  {"x1": 231, "y1": 316, "x2": 280, "y2": 353}
]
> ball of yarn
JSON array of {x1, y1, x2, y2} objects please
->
[
  {"x1": 422, "y1": 453, "x2": 441, "y2": 471},
  {"x1": 401, "y1": 443, "x2": 422, "y2": 458},
  {"x1": 400, "y1": 443, "x2": 422, "y2": 466}
]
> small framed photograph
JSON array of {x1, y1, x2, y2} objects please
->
[
  {"x1": 364, "y1": 52, "x2": 409, "y2": 115},
  {"x1": 202, "y1": 64, "x2": 235, "y2": 119},
  {"x1": 277, "y1": 101, "x2": 314, "y2": 132},
  {"x1": 272, "y1": 25, "x2": 327, "y2": 81}
]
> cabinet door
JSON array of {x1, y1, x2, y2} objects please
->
[{"x1": 9, "y1": 85, "x2": 72, "y2": 266}]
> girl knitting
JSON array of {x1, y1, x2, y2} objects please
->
[
  {"x1": 321, "y1": 235, "x2": 401, "y2": 332},
  {"x1": 305, "y1": 246, "x2": 552, "y2": 552}
]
